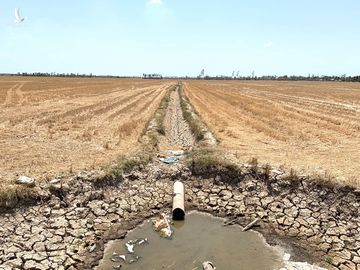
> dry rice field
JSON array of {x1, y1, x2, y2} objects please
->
[
  {"x1": 185, "y1": 80, "x2": 360, "y2": 185},
  {"x1": 0, "y1": 77, "x2": 172, "y2": 184}
]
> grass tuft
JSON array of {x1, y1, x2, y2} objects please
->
[
  {"x1": 178, "y1": 83, "x2": 207, "y2": 141},
  {"x1": 140, "y1": 85, "x2": 174, "y2": 151},
  {"x1": 187, "y1": 148, "x2": 241, "y2": 182},
  {"x1": 155, "y1": 89, "x2": 171, "y2": 135},
  {"x1": 249, "y1": 157, "x2": 258, "y2": 174},
  {"x1": 111, "y1": 153, "x2": 152, "y2": 177},
  {"x1": 0, "y1": 183, "x2": 39, "y2": 209}
]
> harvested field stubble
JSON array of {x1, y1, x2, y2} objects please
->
[
  {"x1": 0, "y1": 76, "x2": 173, "y2": 184},
  {"x1": 185, "y1": 80, "x2": 360, "y2": 185}
]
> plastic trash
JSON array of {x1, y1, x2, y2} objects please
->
[
  {"x1": 159, "y1": 227, "x2": 172, "y2": 238},
  {"x1": 168, "y1": 150, "x2": 184, "y2": 157},
  {"x1": 111, "y1": 252, "x2": 126, "y2": 262},
  {"x1": 242, "y1": 218, "x2": 259, "y2": 232},
  {"x1": 203, "y1": 261, "x2": 216, "y2": 270},
  {"x1": 159, "y1": 156, "x2": 178, "y2": 164},
  {"x1": 127, "y1": 238, "x2": 148, "y2": 246},
  {"x1": 283, "y1": 253, "x2": 291, "y2": 261},
  {"x1": 16, "y1": 176, "x2": 35, "y2": 187},
  {"x1": 153, "y1": 213, "x2": 172, "y2": 238},
  {"x1": 137, "y1": 239, "x2": 147, "y2": 245},
  {"x1": 88, "y1": 243, "x2": 96, "y2": 252},
  {"x1": 128, "y1": 254, "x2": 140, "y2": 264},
  {"x1": 153, "y1": 213, "x2": 169, "y2": 230},
  {"x1": 125, "y1": 243, "x2": 134, "y2": 253}
]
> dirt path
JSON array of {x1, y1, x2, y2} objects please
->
[
  {"x1": 162, "y1": 87, "x2": 195, "y2": 149},
  {"x1": 3, "y1": 84, "x2": 18, "y2": 106},
  {"x1": 14, "y1": 83, "x2": 25, "y2": 105},
  {"x1": 3, "y1": 83, "x2": 25, "y2": 106}
]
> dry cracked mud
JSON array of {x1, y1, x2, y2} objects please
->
[
  {"x1": 162, "y1": 87, "x2": 195, "y2": 149},
  {"x1": 0, "y1": 164, "x2": 359, "y2": 270}
]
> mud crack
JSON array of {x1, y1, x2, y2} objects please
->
[{"x1": 163, "y1": 87, "x2": 195, "y2": 149}]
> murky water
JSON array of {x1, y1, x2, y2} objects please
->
[{"x1": 97, "y1": 212, "x2": 283, "y2": 270}]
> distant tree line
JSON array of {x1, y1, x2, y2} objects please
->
[
  {"x1": 198, "y1": 74, "x2": 360, "y2": 82},
  {"x1": 0, "y1": 72, "x2": 359, "y2": 82},
  {"x1": 0, "y1": 72, "x2": 137, "y2": 79},
  {"x1": 142, "y1": 73, "x2": 163, "y2": 79}
]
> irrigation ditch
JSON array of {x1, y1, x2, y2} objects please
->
[{"x1": 0, "y1": 83, "x2": 359, "y2": 270}]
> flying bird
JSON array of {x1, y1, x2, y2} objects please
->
[{"x1": 15, "y1": 8, "x2": 25, "y2": 23}]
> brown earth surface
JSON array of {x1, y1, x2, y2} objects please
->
[
  {"x1": 1, "y1": 77, "x2": 359, "y2": 270},
  {"x1": 1, "y1": 162, "x2": 359, "y2": 270},
  {"x1": 0, "y1": 77, "x2": 174, "y2": 185},
  {"x1": 184, "y1": 80, "x2": 360, "y2": 185},
  {"x1": 160, "y1": 87, "x2": 195, "y2": 150}
]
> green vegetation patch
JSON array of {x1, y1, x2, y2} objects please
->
[
  {"x1": 111, "y1": 153, "x2": 153, "y2": 177},
  {"x1": 178, "y1": 83, "x2": 207, "y2": 141}
]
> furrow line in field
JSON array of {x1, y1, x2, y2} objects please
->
[
  {"x1": 203, "y1": 84, "x2": 360, "y2": 137},
  {"x1": 37, "y1": 86, "x2": 152, "y2": 125},
  {"x1": 186, "y1": 84, "x2": 289, "y2": 141},
  {"x1": 2, "y1": 83, "x2": 18, "y2": 106},
  {"x1": 235, "y1": 92, "x2": 360, "y2": 136}
]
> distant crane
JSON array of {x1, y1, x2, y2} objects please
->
[{"x1": 14, "y1": 8, "x2": 25, "y2": 24}]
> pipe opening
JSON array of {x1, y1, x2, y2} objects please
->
[{"x1": 172, "y1": 208, "x2": 185, "y2": 220}]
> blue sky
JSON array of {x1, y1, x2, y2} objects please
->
[{"x1": 0, "y1": 0, "x2": 359, "y2": 76}]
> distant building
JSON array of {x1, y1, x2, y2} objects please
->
[{"x1": 143, "y1": 73, "x2": 163, "y2": 79}]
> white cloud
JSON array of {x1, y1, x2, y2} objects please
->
[
  {"x1": 148, "y1": 0, "x2": 162, "y2": 5},
  {"x1": 264, "y1": 41, "x2": 273, "y2": 48},
  {"x1": 145, "y1": 0, "x2": 172, "y2": 19}
]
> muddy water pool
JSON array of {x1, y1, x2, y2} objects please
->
[{"x1": 97, "y1": 211, "x2": 283, "y2": 270}]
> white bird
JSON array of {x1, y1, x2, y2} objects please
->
[{"x1": 15, "y1": 8, "x2": 25, "y2": 23}]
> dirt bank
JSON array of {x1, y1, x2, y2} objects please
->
[{"x1": 0, "y1": 161, "x2": 359, "y2": 270}]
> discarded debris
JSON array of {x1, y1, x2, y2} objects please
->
[
  {"x1": 125, "y1": 243, "x2": 134, "y2": 253},
  {"x1": 127, "y1": 238, "x2": 148, "y2": 246},
  {"x1": 111, "y1": 252, "x2": 126, "y2": 262},
  {"x1": 110, "y1": 237, "x2": 148, "y2": 266},
  {"x1": 153, "y1": 213, "x2": 172, "y2": 238},
  {"x1": 202, "y1": 261, "x2": 216, "y2": 270},
  {"x1": 112, "y1": 265, "x2": 122, "y2": 269},
  {"x1": 88, "y1": 243, "x2": 96, "y2": 253},
  {"x1": 242, "y1": 218, "x2": 259, "y2": 232},
  {"x1": 159, "y1": 227, "x2": 172, "y2": 238},
  {"x1": 283, "y1": 253, "x2": 291, "y2": 261},
  {"x1": 49, "y1": 178, "x2": 61, "y2": 184},
  {"x1": 159, "y1": 156, "x2": 178, "y2": 164},
  {"x1": 153, "y1": 213, "x2": 169, "y2": 230},
  {"x1": 16, "y1": 176, "x2": 35, "y2": 187},
  {"x1": 137, "y1": 238, "x2": 147, "y2": 245},
  {"x1": 128, "y1": 254, "x2": 140, "y2": 264},
  {"x1": 168, "y1": 150, "x2": 184, "y2": 157}
]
